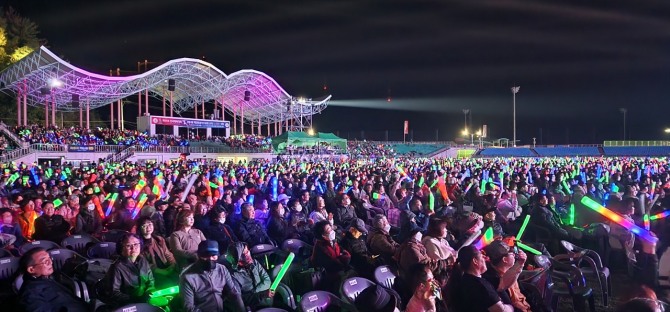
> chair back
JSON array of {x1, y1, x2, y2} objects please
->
[
  {"x1": 101, "y1": 230, "x2": 129, "y2": 243},
  {"x1": 61, "y1": 234, "x2": 98, "y2": 255},
  {"x1": 534, "y1": 255, "x2": 551, "y2": 270},
  {"x1": 250, "y1": 243, "x2": 277, "y2": 257},
  {"x1": 282, "y1": 239, "x2": 313, "y2": 258},
  {"x1": 299, "y1": 290, "x2": 342, "y2": 312},
  {"x1": 48, "y1": 248, "x2": 84, "y2": 274},
  {"x1": 340, "y1": 277, "x2": 375, "y2": 303},
  {"x1": 12, "y1": 273, "x2": 23, "y2": 294},
  {"x1": 373, "y1": 265, "x2": 397, "y2": 289},
  {"x1": 18, "y1": 240, "x2": 60, "y2": 255},
  {"x1": 0, "y1": 257, "x2": 19, "y2": 282},
  {"x1": 87, "y1": 242, "x2": 118, "y2": 259},
  {"x1": 256, "y1": 309, "x2": 288, "y2": 312},
  {"x1": 112, "y1": 303, "x2": 163, "y2": 312}
]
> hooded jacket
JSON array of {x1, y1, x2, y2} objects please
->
[{"x1": 226, "y1": 242, "x2": 271, "y2": 296}]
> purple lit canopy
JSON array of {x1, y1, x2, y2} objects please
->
[{"x1": 0, "y1": 46, "x2": 330, "y2": 126}]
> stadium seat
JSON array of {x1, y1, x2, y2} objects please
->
[
  {"x1": 250, "y1": 243, "x2": 279, "y2": 270},
  {"x1": 18, "y1": 240, "x2": 60, "y2": 255},
  {"x1": 62, "y1": 234, "x2": 99, "y2": 255},
  {"x1": 281, "y1": 238, "x2": 313, "y2": 261},
  {"x1": 340, "y1": 276, "x2": 376, "y2": 307},
  {"x1": 561, "y1": 240, "x2": 611, "y2": 307},
  {"x1": 87, "y1": 242, "x2": 117, "y2": 259},
  {"x1": 257, "y1": 308, "x2": 288, "y2": 312},
  {"x1": 100, "y1": 230, "x2": 129, "y2": 243},
  {"x1": 48, "y1": 248, "x2": 85, "y2": 275},
  {"x1": 373, "y1": 265, "x2": 397, "y2": 289},
  {"x1": 299, "y1": 290, "x2": 349, "y2": 312},
  {"x1": 0, "y1": 257, "x2": 20, "y2": 301},
  {"x1": 112, "y1": 303, "x2": 163, "y2": 312}
]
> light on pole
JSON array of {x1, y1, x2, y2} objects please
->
[
  {"x1": 619, "y1": 108, "x2": 627, "y2": 140},
  {"x1": 462, "y1": 109, "x2": 470, "y2": 133},
  {"x1": 511, "y1": 86, "x2": 520, "y2": 147},
  {"x1": 664, "y1": 128, "x2": 670, "y2": 134}
]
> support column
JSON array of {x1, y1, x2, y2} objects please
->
[
  {"x1": 86, "y1": 100, "x2": 90, "y2": 129},
  {"x1": 79, "y1": 104, "x2": 83, "y2": 127},
  {"x1": 162, "y1": 90, "x2": 166, "y2": 116},
  {"x1": 202, "y1": 100, "x2": 205, "y2": 119},
  {"x1": 241, "y1": 105, "x2": 244, "y2": 135},
  {"x1": 120, "y1": 100, "x2": 125, "y2": 130},
  {"x1": 233, "y1": 105, "x2": 237, "y2": 135},
  {"x1": 45, "y1": 98, "x2": 49, "y2": 128},
  {"x1": 145, "y1": 89, "x2": 149, "y2": 116},
  {"x1": 169, "y1": 91, "x2": 174, "y2": 117},
  {"x1": 138, "y1": 92, "x2": 142, "y2": 116},
  {"x1": 110, "y1": 101, "x2": 114, "y2": 130},
  {"x1": 195, "y1": 102, "x2": 198, "y2": 119},
  {"x1": 23, "y1": 83, "x2": 27, "y2": 126},
  {"x1": 258, "y1": 115, "x2": 261, "y2": 135},
  {"x1": 51, "y1": 99, "x2": 56, "y2": 128},
  {"x1": 267, "y1": 123, "x2": 270, "y2": 136},
  {"x1": 117, "y1": 99, "x2": 122, "y2": 130},
  {"x1": 16, "y1": 91, "x2": 21, "y2": 126}
]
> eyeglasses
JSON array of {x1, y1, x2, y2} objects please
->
[
  {"x1": 124, "y1": 243, "x2": 141, "y2": 249},
  {"x1": 140, "y1": 223, "x2": 153, "y2": 228},
  {"x1": 32, "y1": 257, "x2": 53, "y2": 267}
]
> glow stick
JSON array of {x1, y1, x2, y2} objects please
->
[
  {"x1": 516, "y1": 215, "x2": 531, "y2": 241},
  {"x1": 437, "y1": 177, "x2": 448, "y2": 200},
  {"x1": 569, "y1": 203, "x2": 575, "y2": 226},
  {"x1": 644, "y1": 214, "x2": 650, "y2": 231},
  {"x1": 473, "y1": 227, "x2": 494, "y2": 250},
  {"x1": 106, "y1": 193, "x2": 119, "y2": 217},
  {"x1": 562, "y1": 180, "x2": 572, "y2": 195},
  {"x1": 650, "y1": 210, "x2": 670, "y2": 220},
  {"x1": 516, "y1": 242, "x2": 542, "y2": 255},
  {"x1": 271, "y1": 177, "x2": 278, "y2": 201},
  {"x1": 650, "y1": 181, "x2": 656, "y2": 197},
  {"x1": 132, "y1": 180, "x2": 146, "y2": 199},
  {"x1": 150, "y1": 285, "x2": 179, "y2": 298},
  {"x1": 580, "y1": 197, "x2": 657, "y2": 243},
  {"x1": 132, "y1": 194, "x2": 148, "y2": 219},
  {"x1": 180, "y1": 174, "x2": 198, "y2": 203},
  {"x1": 93, "y1": 197, "x2": 104, "y2": 219},
  {"x1": 270, "y1": 252, "x2": 295, "y2": 292},
  {"x1": 428, "y1": 192, "x2": 434, "y2": 211},
  {"x1": 464, "y1": 182, "x2": 473, "y2": 194},
  {"x1": 53, "y1": 198, "x2": 63, "y2": 208}
]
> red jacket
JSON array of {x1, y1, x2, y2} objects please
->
[{"x1": 311, "y1": 239, "x2": 351, "y2": 274}]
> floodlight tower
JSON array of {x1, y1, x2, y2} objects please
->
[{"x1": 511, "y1": 86, "x2": 520, "y2": 147}]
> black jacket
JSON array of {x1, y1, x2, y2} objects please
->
[
  {"x1": 266, "y1": 215, "x2": 297, "y2": 244},
  {"x1": 234, "y1": 217, "x2": 272, "y2": 247},
  {"x1": 101, "y1": 256, "x2": 155, "y2": 307},
  {"x1": 19, "y1": 275, "x2": 88, "y2": 312},
  {"x1": 205, "y1": 222, "x2": 239, "y2": 253},
  {"x1": 33, "y1": 214, "x2": 70, "y2": 243}
]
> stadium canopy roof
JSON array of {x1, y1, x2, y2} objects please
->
[{"x1": 0, "y1": 46, "x2": 330, "y2": 125}]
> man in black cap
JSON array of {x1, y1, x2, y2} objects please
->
[
  {"x1": 180, "y1": 240, "x2": 245, "y2": 312},
  {"x1": 150, "y1": 199, "x2": 169, "y2": 237},
  {"x1": 340, "y1": 218, "x2": 376, "y2": 277},
  {"x1": 482, "y1": 240, "x2": 531, "y2": 312}
]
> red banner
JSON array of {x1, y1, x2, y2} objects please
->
[{"x1": 403, "y1": 120, "x2": 409, "y2": 135}]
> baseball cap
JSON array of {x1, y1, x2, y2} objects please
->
[
  {"x1": 197, "y1": 240, "x2": 220, "y2": 257},
  {"x1": 351, "y1": 218, "x2": 368, "y2": 235},
  {"x1": 483, "y1": 240, "x2": 511, "y2": 263},
  {"x1": 277, "y1": 194, "x2": 290, "y2": 202}
]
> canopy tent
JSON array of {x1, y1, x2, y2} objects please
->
[{"x1": 271, "y1": 131, "x2": 346, "y2": 152}]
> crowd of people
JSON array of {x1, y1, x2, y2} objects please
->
[
  {"x1": 347, "y1": 140, "x2": 397, "y2": 158},
  {"x1": 14, "y1": 125, "x2": 190, "y2": 147},
  {"x1": 0, "y1": 155, "x2": 668, "y2": 312}
]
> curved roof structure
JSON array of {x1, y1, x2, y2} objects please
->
[{"x1": 0, "y1": 46, "x2": 330, "y2": 125}]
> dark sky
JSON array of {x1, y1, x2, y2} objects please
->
[{"x1": 5, "y1": 0, "x2": 670, "y2": 144}]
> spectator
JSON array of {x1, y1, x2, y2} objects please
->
[
  {"x1": 226, "y1": 242, "x2": 273, "y2": 310},
  {"x1": 310, "y1": 220, "x2": 351, "y2": 293},
  {"x1": 204, "y1": 207, "x2": 238, "y2": 253},
  {"x1": 340, "y1": 218, "x2": 376, "y2": 278},
  {"x1": 180, "y1": 240, "x2": 245, "y2": 312},
  {"x1": 33, "y1": 201, "x2": 70, "y2": 243},
  {"x1": 17, "y1": 199, "x2": 38, "y2": 239},
  {"x1": 266, "y1": 201, "x2": 297, "y2": 244},
  {"x1": 422, "y1": 217, "x2": 456, "y2": 263},
  {"x1": 73, "y1": 196, "x2": 103, "y2": 236},
  {"x1": 482, "y1": 240, "x2": 531, "y2": 312},
  {"x1": 18, "y1": 248, "x2": 89, "y2": 312},
  {"x1": 405, "y1": 263, "x2": 438, "y2": 312},
  {"x1": 137, "y1": 217, "x2": 177, "y2": 289},
  {"x1": 100, "y1": 233, "x2": 155, "y2": 307},
  {"x1": 367, "y1": 215, "x2": 399, "y2": 265},
  {"x1": 169, "y1": 210, "x2": 207, "y2": 269},
  {"x1": 333, "y1": 194, "x2": 357, "y2": 228},
  {"x1": 0, "y1": 207, "x2": 26, "y2": 249},
  {"x1": 234, "y1": 202, "x2": 272, "y2": 247}
]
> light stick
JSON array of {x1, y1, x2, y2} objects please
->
[
  {"x1": 650, "y1": 210, "x2": 670, "y2": 220},
  {"x1": 150, "y1": 285, "x2": 179, "y2": 298},
  {"x1": 132, "y1": 194, "x2": 148, "y2": 219},
  {"x1": 270, "y1": 252, "x2": 295, "y2": 292},
  {"x1": 132, "y1": 180, "x2": 146, "y2": 199},
  {"x1": 517, "y1": 241, "x2": 542, "y2": 255},
  {"x1": 53, "y1": 198, "x2": 63, "y2": 208},
  {"x1": 180, "y1": 174, "x2": 198, "y2": 203},
  {"x1": 106, "y1": 193, "x2": 118, "y2": 217},
  {"x1": 580, "y1": 197, "x2": 657, "y2": 243},
  {"x1": 516, "y1": 215, "x2": 531, "y2": 241},
  {"x1": 569, "y1": 203, "x2": 575, "y2": 226},
  {"x1": 473, "y1": 227, "x2": 494, "y2": 250},
  {"x1": 428, "y1": 192, "x2": 435, "y2": 211},
  {"x1": 644, "y1": 214, "x2": 650, "y2": 231}
]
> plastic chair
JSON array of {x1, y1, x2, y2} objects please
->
[
  {"x1": 340, "y1": 276, "x2": 376, "y2": 306},
  {"x1": 275, "y1": 282, "x2": 298, "y2": 310},
  {"x1": 18, "y1": 240, "x2": 60, "y2": 255},
  {"x1": 48, "y1": 248, "x2": 85, "y2": 275},
  {"x1": 561, "y1": 240, "x2": 611, "y2": 306},
  {"x1": 373, "y1": 265, "x2": 397, "y2": 289},
  {"x1": 282, "y1": 239, "x2": 313, "y2": 259},
  {"x1": 112, "y1": 303, "x2": 163, "y2": 312},
  {"x1": 299, "y1": 290, "x2": 348, "y2": 312},
  {"x1": 548, "y1": 256, "x2": 596, "y2": 312},
  {"x1": 251, "y1": 243, "x2": 279, "y2": 270},
  {"x1": 62, "y1": 234, "x2": 99, "y2": 255},
  {"x1": 87, "y1": 242, "x2": 117, "y2": 259},
  {"x1": 11, "y1": 273, "x2": 23, "y2": 294},
  {"x1": 100, "y1": 230, "x2": 129, "y2": 243},
  {"x1": 0, "y1": 257, "x2": 19, "y2": 284}
]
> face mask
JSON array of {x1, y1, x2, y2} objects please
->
[
  {"x1": 294, "y1": 205, "x2": 302, "y2": 212},
  {"x1": 218, "y1": 218, "x2": 226, "y2": 224},
  {"x1": 328, "y1": 231, "x2": 336, "y2": 241},
  {"x1": 87, "y1": 203, "x2": 95, "y2": 211},
  {"x1": 415, "y1": 232, "x2": 423, "y2": 241},
  {"x1": 199, "y1": 259, "x2": 217, "y2": 271},
  {"x1": 383, "y1": 224, "x2": 391, "y2": 233}
]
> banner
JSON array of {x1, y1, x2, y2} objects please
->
[
  {"x1": 150, "y1": 116, "x2": 230, "y2": 129},
  {"x1": 68, "y1": 145, "x2": 96, "y2": 152},
  {"x1": 403, "y1": 120, "x2": 409, "y2": 135}
]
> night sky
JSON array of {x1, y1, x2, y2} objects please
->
[{"x1": 5, "y1": 0, "x2": 670, "y2": 144}]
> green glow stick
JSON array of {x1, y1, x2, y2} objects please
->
[
  {"x1": 428, "y1": 192, "x2": 435, "y2": 211},
  {"x1": 430, "y1": 179, "x2": 438, "y2": 188},
  {"x1": 516, "y1": 215, "x2": 531, "y2": 241},
  {"x1": 53, "y1": 198, "x2": 63, "y2": 208},
  {"x1": 569, "y1": 203, "x2": 575, "y2": 226},
  {"x1": 149, "y1": 285, "x2": 179, "y2": 297},
  {"x1": 418, "y1": 176, "x2": 424, "y2": 187},
  {"x1": 517, "y1": 241, "x2": 542, "y2": 255},
  {"x1": 270, "y1": 252, "x2": 295, "y2": 292}
]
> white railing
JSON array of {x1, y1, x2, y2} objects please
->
[
  {"x1": 30, "y1": 144, "x2": 68, "y2": 152},
  {"x1": 0, "y1": 122, "x2": 29, "y2": 148},
  {"x1": 0, "y1": 146, "x2": 31, "y2": 162}
]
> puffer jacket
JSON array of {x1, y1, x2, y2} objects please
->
[
  {"x1": 101, "y1": 256, "x2": 155, "y2": 307},
  {"x1": 367, "y1": 227, "x2": 399, "y2": 264},
  {"x1": 180, "y1": 262, "x2": 244, "y2": 312}
]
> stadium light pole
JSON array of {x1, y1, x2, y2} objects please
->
[
  {"x1": 619, "y1": 108, "x2": 627, "y2": 140},
  {"x1": 664, "y1": 128, "x2": 670, "y2": 134},
  {"x1": 462, "y1": 109, "x2": 470, "y2": 133},
  {"x1": 511, "y1": 86, "x2": 520, "y2": 147}
]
